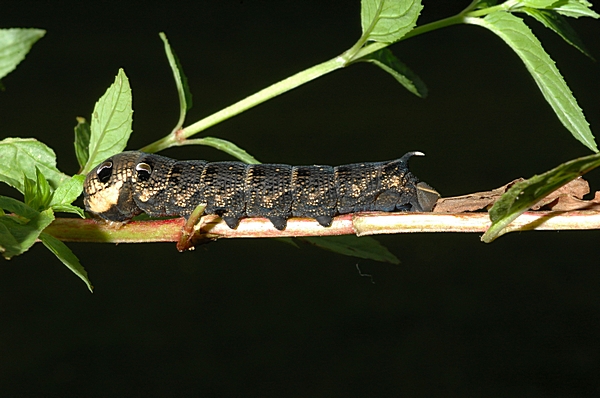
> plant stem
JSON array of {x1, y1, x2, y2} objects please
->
[
  {"x1": 140, "y1": 56, "x2": 346, "y2": 153},
  {"x1": 44, "y1": 211, "x2": 600, "y2": 245},
  {"x1": 140, "y1": 2, "x2": 506, "y2": 155}
]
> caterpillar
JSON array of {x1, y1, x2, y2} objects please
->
[{"x1": 83, "y1": 151, "x2": 439, "y2": 230}]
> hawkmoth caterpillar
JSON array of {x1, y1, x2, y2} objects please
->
[{"x1": 83, "y1": 151, "x2": 439, "y2": 230}]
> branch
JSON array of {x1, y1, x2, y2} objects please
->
[{"x1": 44, "y1": 210, "x2": 600, "y2": 248}]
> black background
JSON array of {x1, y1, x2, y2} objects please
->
[{"x1": 2, "y1": 1, "x2": 600, "y2": 396}]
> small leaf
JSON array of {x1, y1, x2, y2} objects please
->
[
  {"x1": 521, "y1": 8, "x2": 594, "y2": 59},
  {"x1": 482, "y1": 151, "x2": 600, "y2": 242},
  {"x1": 552, "y1": 0, "x2": 600, "y2": 19},
  {"x1": 0, "y1": 195, "x2": 39, "y2": 219},
  {"x1": 0, "y1": 137, "x2": 70, "y2": 192},
  {"x1": 466, "y1": 11, "x2": 597, "y2": 152},
  {"x1": 74, "y1": 117, "x2": 91, "y2": 170},
  {"x1": 183, "y1": 137, "x2": 261, "y2": 164},
  {"x1": 476, "y1": 0, "x2": 499, "y2": 8},
  {"x1": 0, "y1": 208, "x2": 54, "y2": 259},
  {"x1": 0, "y1": 28, "x2": 45, "y2": 81},
  {"x1": 160, "y1": 32, "x2": 193, "y2": 133},
  {"x1": 357, "y1": 48, "x2": 427, "y2": 97},
  {"x1": 49, "y1": 175, "x2": 84, "y2": 207},
  {"x1": 0, "y1": 221, "x2": 20, "y2": 256},
  {"x1": 84, "y1": 68, "x2": 132, "y2": 174},
  {"x1": 39, "y1": 232, "x2": 93, "y2": 293},
  {"x1": 361, "y1": 0, "x2": 423, "y2": 43},
  {"x1": 23, "y1": 167, "x2": 52, "y2": 211},
  {"x1": 303, "y1": 236, "x2": 400, "y2": 264},
  {"x1": 518, "y1": 0, "x2": 559, "y2": 7},
  {"x1": 50, "y1": 204, "x2": 84, "y2": 218}
]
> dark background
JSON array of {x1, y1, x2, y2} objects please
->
[{"x1": 2, "y1": 1, "x2": 600, "y2": 396}]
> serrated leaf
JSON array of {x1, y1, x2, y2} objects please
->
[
  {"x1": 0, "y1": 208, "x2": 54, "y2": 259},
  {"x1": 357, "y1": 48, "x2": 427, "y2": 97},
  {"x1": 521, "y1": 8, "x2": 594, "y2": 59},
  {"x1": 0, "y1": 138, "x2": 70, "y2": 193},
  {"x1": 84, "y1": 68, "x2": 132, "y2": 174},
  {"x1": 160, "y1": 32, "x2": 193, "y2": 133},
  {"x1": 74, "y1": 117, "x2": 91, "y2": 170},
  {"x1": 49, "y1": 175, "x2": 84, "y2": 207},
  {"x1": 553, "y1": 0, "x2": 600, "y2": 18},
  {"x1": 0, "y1": 195, "x2": 38, "y2": 219},
  {"x1": 23, "y1": 167, "x2": 52, "y2": 211},
  {"x1": 39, "y1": 232, "x2": 93, "y2": 293},
  {"x1": 303, "y1": 236, "x2": 400, "y2": 264},
  {"x1": 466, "y1": 11, "x2": 597, "y2": 152},
  {"x1": 482, "y1": 151, "x2": 600, "y2": 242},
  {"x1": 361, "y1": 0, "x2": 423, "y2": 43},
  {"x1": 0, "y1": 28, "x2": 45, "y2": 80},
  {"x1": 50, "y1": 204, "x2": 85, "y2": 218}
]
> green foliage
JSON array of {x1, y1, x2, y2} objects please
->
[
  {"x1": 74, "y1": 117, "x2": 91, "y2": 170},
  {"x1": 160, "y1": 32, "x2": 193, "y2": 133},
  {"x1": 552, "y1": 0, "x2": 600, "y2": 18},
  {"x1": 0, "y1": 208, "x2": 54, "y2": 259},
  {"x1": 0, "y1": 28, "x2": 45, "y2": 82},
  {"x1": 1, "y1": 0, "x2": 599, "y2": 290},
  {"x1": 482, "y1": 152, "x2": 600, "y2": 242},
  {"x1": 465, "y1": 11, "x2": 597, "y2": 152},
  {"x1": 39, "y1": 232, "x2": 93, "y2": 293},
  {"x1": 83, "y1": 68, "x2": 133, "y2": 174},
  {"x1": 521, "y1": 7, "x2": 594, "y2": 59},
  {"x1": 303, "y1": 236, "x2": 400, "y2": 265},
  {"x1": 356, "y1": 48, "x2": 428, "y2": 97},
  {"x1": 23, "y1": 167, "x2": 52, "y2": 211},
  {"x1": 360, "y1": 0, "x2": 423, "y2": 43},
  {"x1": 0, "y1": 138, "x2": 70, "y2": 192}
]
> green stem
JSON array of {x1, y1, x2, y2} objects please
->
[
  {"x1": 140, "y1": 56, "x2": 346, "y2": 153},
  {"x1": 140, "y1": 1, "x2": 506, "y2": 155}
]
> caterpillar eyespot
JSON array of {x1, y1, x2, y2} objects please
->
[
  {"x1": 96, "y1": 161, "x2": 113, "y2": 183},
  {"x1": 135, "y1": 162, "x2": 152, "y2": 182},
  {"x1": 83, "y1": 151, "x2": 439, "y2": 230}
]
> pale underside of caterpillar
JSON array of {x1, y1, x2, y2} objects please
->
[{"x1": 83, "y1": 151, "x2": 440, "y2": 230}]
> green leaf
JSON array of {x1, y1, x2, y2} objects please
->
[
  {"x1": 357, "y1": 48, "x2": 428, "y2": 97},
  {"x1": 0, "y1": 221, "x2": 20, "y2": 256},
  {"x1": 521, "y1": 8, "x2": 594, "y2": 59},
  {"x1": 0, "y1": 208, "x2": 54, "y2": 259},
  {"x1": 0, "y1": 137, "x2": 70, "y2": 193},
  {"x1": 39, "y1": 232, "x2": 93, "y2": 293},
  {"x1": 518, "y1": 0, "x2": 558, "y2": 7},
  {"x1": 303, "y1": 236, "x2": 400, "y2": 264},
  {"x1": 361, "y1": 0, "x2": 423, "y2": 43},
  {"x1": 182, "y1": 137, "x2": 261, "y2": 164},
  {"x1": 465, "y1": 11, "x2": 597, "y2": 152},
  {"x1": 0, "y1": 195, "x2": 38, "y2": 219},
  {"x1": 84, "y1": 68, "x2": 133, "y2": 174},
  {"x1": 0, "y1": 28, "x2": 45, "y2": 81},
  {"x1": 74, "y1": 117, "x2": 91, "y2": 170},
  {"x1": 160, "y1": 32, "x2": 193, "y2": 133},
  {"x1": 476, "y1": 0, "x2": 499, "y2": 8},
  {"x1": 49, "y1": 175, "x2": 84, "y2": 207},
  {"x1": 50, "y1": 204, "x2": 84, "y2": 218},
  {"x1": 23, "y1": 167, "x2": 52, "y2": 211},
  {"x1": 482, "y1": 151, "x2": 600, "y2": 242},
  {"x1": 552, "y1": 0, "x2": 600, "y2": 18}
]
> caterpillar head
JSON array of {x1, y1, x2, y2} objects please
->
[{"x1": 83, "y1": 151, "x2": 144, "y2": 222}]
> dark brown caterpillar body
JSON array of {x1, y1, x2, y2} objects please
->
[{"x1": 83, "y1": 151, "x2": 439, "y2": 230}]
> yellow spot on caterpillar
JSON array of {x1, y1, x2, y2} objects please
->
[{"x1": 86, "y1": 180, "x2": 123, "y2": 214}]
